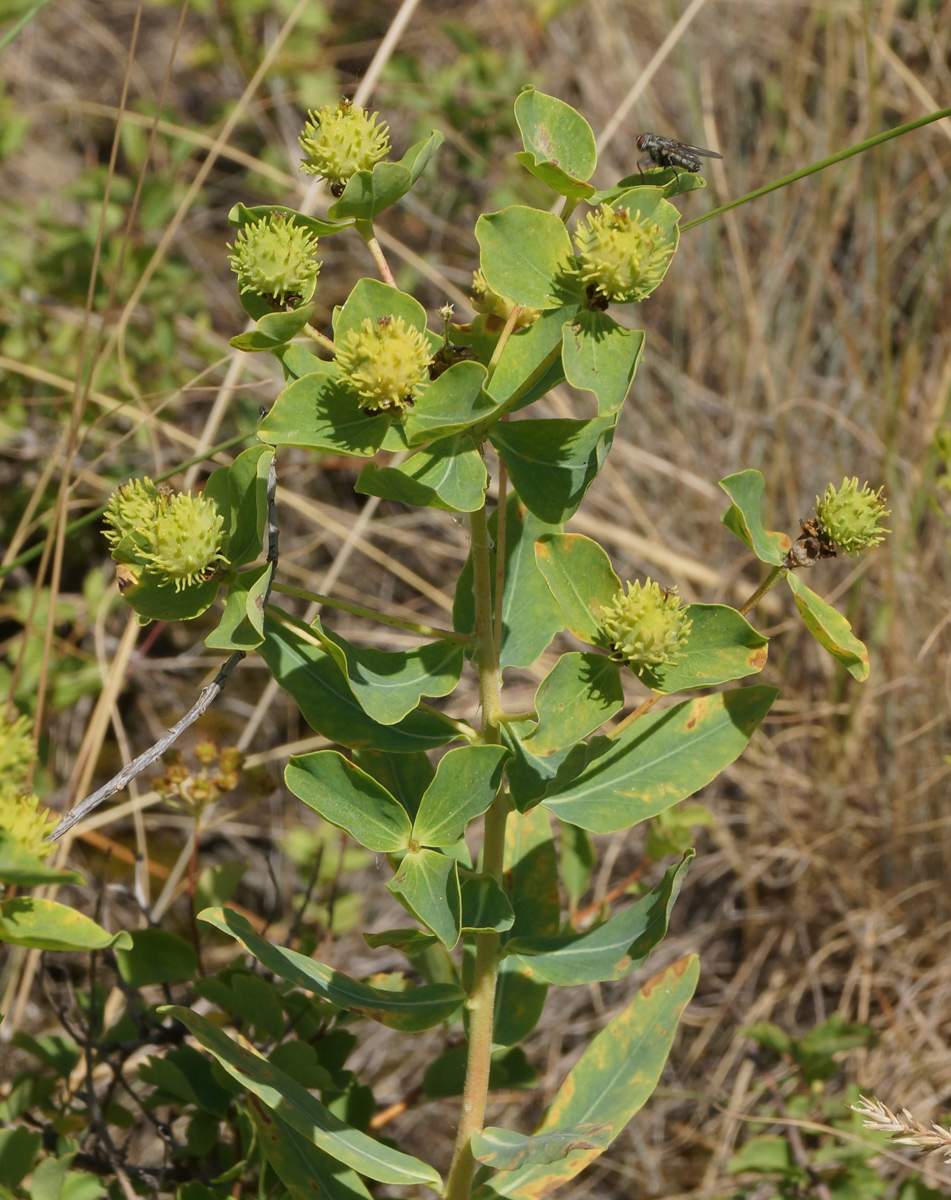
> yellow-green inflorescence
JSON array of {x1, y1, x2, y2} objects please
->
[
  {"x1": 104, "y1": 478, "x2": 229, "y2": 591},
  {"x1": 601, "y1": 579, "x2": 693, "y2": 677},
  {"x1": 228, "y1": 212, "x2": 321, "y2": 306},
  {"x1": 299, "y1": 99, "x2": 391, "y2": 196},
  {"x1": 0, "y1": 710, "x2": 56, "y2": 858},
  {"x1": 815, "y1": 477, "x2": 890, "y2": 556},
  {"x1": 335, "y1": 315, "x2": 433, "y2": 414},
  {"x1": 571, "y1": 203, "x2": 676, "y2": 303}
]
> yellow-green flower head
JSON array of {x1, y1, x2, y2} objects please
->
[
  {"x1": 571, "y1": 204, "x2": 676, "y2": 303},
  {"x1": 299, "y1": 99, "x2": 391, "y2": 196},
  {"x1": 815, "y1": 477, "x2": 890, "y2": 557},
  {"x1": 228, "y1": 212, "x2": 321, "y2": 306},
  {"x1": 471, "y1": 270, "x2": 541, "y2": 331},
  {"x1": 0, "y1": 709, "x2": 35, "y2": 791},
  {"x1": 104, "y1": 478, "x2": 229, "y2": 591},
  {"x1": 335, "y1": 315, "x2": 433, "y2": 414},
  {"x1": 601, "y1": 579, "x2": 692, "y2": 676},
  {"x1": 0, "y1": 790, "x2": 56, "y2": 859}
]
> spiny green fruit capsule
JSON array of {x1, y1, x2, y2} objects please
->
[
  {"x1": 104, "y1": 478, "x2": 229, "y2": 591},
  {"x1": 470, "y1": 270, "x2": 541, "y2": 331},
  {"x1": 335, "y1": 315, "x2": 433, "y2": 414},
  {"x1": 228, "y1": 212, "x2": 321, "y2": 306},
  {"x1": 571, "y1": 203, "x2": 676, "y2": 303},
  {"x1": 601, "y1": 579, "x2": 693, "y2": 676},
  {"x1": 815, "y1": 477, "x2": 890, "y2": 556},
  {"x1": 299, "y1": 99, "x2": 391, "y2": 197}
]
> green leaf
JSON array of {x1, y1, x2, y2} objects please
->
[
  {"x1": 486, "y1": 307, "x2": 574, "y2": 413},
  {"x1": 259, "y1": 613, "x2": 462, "y2": 753},
  {"x1": 562, "y1": 312, "x2": 645, "y2": 415},
  {"x1": 460, "y1": 873, "x2": 515, "y2": 933},
  {"x1": 314, "y1": 623, "x2": 465, "y2": 725},
  {"x1": 387, "y1": 849, "x2": 462, "y2": 949},
  {"x1": 246, "y1": 1099, "x2": 373, "y2": 1200},
  {"x1": 785, "y1": 572, "x2": 870, "y2": 681},
  {"x1": 534, "y1": 532, "x2": 621, "y2": 645},
  {"x1": 719, "y1": 470, "x2": 788, "y2": 566},
  {"x1": 363, "y1": 928, "x2": 438, "y2": 954},
  {"x1": 0, "y1": 898, "x2": 132, "y2": 952},
  {"x1": 492, "y1": 808, "x2": 560, "y2": 1047},
  {"x1": 160, "y1": 1005, "x2": 441, "y2": 1188},
  {"x1": 114, "y1": 928, "x2": 198, "y2": 987},
  {"x1": 257, "y1": 366, "x2": 391, "y2": 458},
  {"x1": 502, "y1": 853, "x2": 692, "y2": 984},
  {"x1": 454, "y1": 496, "x2": 564, "y2": 671},
  {"x1": 513, "y1": 87, "x2": 597, "y2": 199},
  {"x1": 204, "y1": 565, "x2": 269, "y2": 651},
  {"x1": 351, "y1": 749, "x2": 434, "y2": 823},
  {"x1": 198, "y1": 907, "x2": 465, "y2": 1030},
  {"x1": 521, "y1": 651, "x2": 623, "y2": 755},
  {"x1": 500, "y1": 720, "x2": 573, "y2": 814},
  {"x1": 471, "y1": 1124, "x2": 611, "y2": 1172},
  {"x1": 230, "y1": 303, "x2": 317, "y2": 353},
  {"x1": 204, "y1": 444, "x2": 275, "y2": 571},
  {"x1": 401, "y1": 360, "x2": 495, "y2": 446},
  {"x1": 228, "y1": 202, "x2": 346, "y2": 239},
  {"x1": 333, "y1": 277, "x2": 429, "y2": 342},
  {"x1": 356, "y1": 433, "x2": 489, "y2": 513},
  {"x1": 327, "y1": 131, "x2": 444, "y2": 220},
  {"x1": 0, "y1": 1127, "x2": 42, "y2": 1188},
  {"x1": 0, "y1": 830, "x2": 83, "y2": 887},
  {"x1": 559, "y1": 823, "x2": 595, "y2": 908},
  {"x1": 472, "y1": 956, "x2": 699, "y2": 1199},
  {"x1": 643, "y1": 604, "x2": 769, "y2": 693},
  {"x1": 541, "y1": 687, "x2": 778, "y2": 833},
  {"x1": 490, "y1": 416, "x2": 617, "y2": 525},
  {"x1": 412, "y1": 746, "x2": 509, "y2": 847},
  {"x1": 476, "y1": 207, "x2": 573, "y2": 309},
  {"x1": 285, "y1": 751, "x2": 413, "y2": 852}
]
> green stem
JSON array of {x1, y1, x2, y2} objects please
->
[
  {"x1": 444, "y1": 502, "x2": 507, "y2": 1200},
  {"x1": 269, "y1": 582, "x2": 470, "y2": 641},
  {"x1": 682, "y1": 104, "x2": 951, "y2": 233},
  {"x1": 302, "y1": 323, "x2": 335, "y2": 354},
  {"x1": 738, "y1": 565, "x2": 785, "y2": 616},
  {"x1": 355, "y1": 218, "x2": 397, "y2": 287}
]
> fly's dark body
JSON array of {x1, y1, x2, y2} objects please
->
[{"x1": 635, "y1": 132, "x2": 722, "y2": 174}]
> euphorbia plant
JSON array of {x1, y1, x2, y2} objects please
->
[{"x1": 38, "y1": 87, "x2": 888, "y2": 1200}]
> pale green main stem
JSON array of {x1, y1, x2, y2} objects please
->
[{"x1": 444, "y1": 503, "x2": 507, "y2": 1200}]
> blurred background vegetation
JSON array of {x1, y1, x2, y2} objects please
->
[{"x1": 1, "y1": 0, "x2": 950, "y2": 1195}]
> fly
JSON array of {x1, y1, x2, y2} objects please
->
[{"x1": 635, "y1": 132, "x2": 723, "y2": 175}]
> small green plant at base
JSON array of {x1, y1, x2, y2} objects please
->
[{"x1": 9, "y1": 88, "x2": 894, "y2": 1200}]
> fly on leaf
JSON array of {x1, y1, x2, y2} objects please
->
[{"x1": 635, "y1": 133, "x2": 723, "y2": 175}]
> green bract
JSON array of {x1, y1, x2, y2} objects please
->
[
  {"x1": 335, "y1": 314, "x2": 433, "y2": 413},
  {"x1": 600, "y1": 579, "x2": 693, "y2": 675},
  {"x1": 299, "y1": 99, "x2": 391, "y2": 194},
  {"x1": 569, "y1": 203, "x2": 677, "y2": 302},
  {"x1": 228, "y1": 211, "x2": 322, "y2": 305},
  {"x1": 815, "y1": 476, "x2": 890, "y2": 556}
]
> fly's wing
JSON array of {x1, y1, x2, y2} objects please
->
[{"x1": 678, "y1": 143, "x2": 723, "y2": 160}]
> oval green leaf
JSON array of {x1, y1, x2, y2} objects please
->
[
  {"x1": 476, "y1": 207, "x2": 573, "y2": 310},
  {"x1": 541, "y1": 686, "x2": 778, "y2": 833},
  {"x1": 286, "y1": 751, "x2": 413, "y2": 852},
  {"x1": 785, "y1": 572, "x2": 870, "y2": 681},
  {"x1": 490, "y1": 416, "x2": 617, "y2": 525}
]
